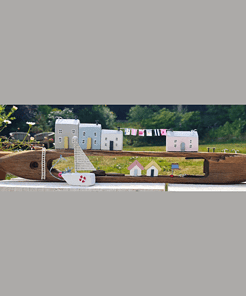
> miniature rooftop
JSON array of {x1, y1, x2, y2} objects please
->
[
  {"x1": 101, "y1": 129, "x2": 122, "y2": 134},
  {"x1": 128, "y1": 160, "x2": 145, "y2": 171},
  {"x1": 79, "y1": 123, "x2": 102, "y2": 127},
  {"x1": 56, "y1": 118, "x2": 80, "y2": 125},
  {"x1": 166, "y1": 130, "x2": 198, "y2": 137},
  {"x1": 145, "y1": 160, "x2": 161, "y2": 172}
]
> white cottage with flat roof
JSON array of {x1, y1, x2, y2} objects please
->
[
  {"x1": 166, "y1": 130, "x2": 199, "y2": 152},
  {"x1": 55, "y1": 119, "x2": 80, "y2": 149},
  {"x1": 101, "y1": 129, "x2": 123, "y2": 151}
]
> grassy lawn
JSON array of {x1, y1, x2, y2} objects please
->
[
  {"x1": 123, "y1": 143, "x2": 246, "y2": 154},
  {"x1": 54, "y1": 154, "x2": 205, "y2": 176}
]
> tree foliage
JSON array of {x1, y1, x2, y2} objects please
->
[
  {"x1": 1, "y1": 105, "x2": 37, "y2": 136},
  {"x1": 2, "y1": 104, "x2": 246, "y2": 144},
  {"x1": 47, "y1": 108, "x2": 75, "y2": 129},
  {"x1": 127, "y1": 105, "x2": 160, "y2": 123},
  {"x1": 76, "y1": 105, "x2": 116, "y2": 129},
  {"x1": 0, "y1": 105, "x2": 17, "y2": 132}
]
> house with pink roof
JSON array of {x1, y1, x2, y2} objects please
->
[{"x1": 128, "y1": 160, "x2": 145, "y2": 176}]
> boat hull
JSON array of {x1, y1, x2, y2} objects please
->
[
  {"x1": 0, "y1": 150, "x2": 74, "y2": 181},
  {"x1": 62, "y1": 172, "x2": 95, "y2": 186}
]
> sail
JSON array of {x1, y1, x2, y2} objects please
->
[{"x1": 74, "y1": 139, "x2": 96, "y2": 172}]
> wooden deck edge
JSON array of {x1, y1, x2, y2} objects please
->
[{"x1": 55, "y1": 149, "x2": 242, "y2": 159}]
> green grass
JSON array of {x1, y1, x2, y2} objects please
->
[
  {"x1": 54, "y1": 155, "x2": 205, "y2": 176},
  {"x1": 197, "y1": 143, "x2": 246, "y2": 154},
  {"x1": 123, "y1": 143, "x2": 246, "y2": 153},
  {"x1": 6, "y1": 174, "x2": 17, "y2": 180}
]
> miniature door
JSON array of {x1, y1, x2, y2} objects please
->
[
  {"x1": 180, "y1": 142, "x2": 185, "y2": 151},
  {"x1": 110, "y1": 141, "x2": 113, "y2": 151},
  {"x1": 134, "y1": 169, "x2": 138, "y2": 176},
  {"x1": 64, "y1": 137, "x2": 69, "y2": 149},
  {"x1": 87, "y1": 137, "x2": 92, "y2": 149},
  {"x1": 151, "y1": 169, "x2": 154, "y2": 177}
]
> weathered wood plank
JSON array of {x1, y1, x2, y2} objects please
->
[{"x1": 57, "y1": 149, "x2": 243, "y2": 160}]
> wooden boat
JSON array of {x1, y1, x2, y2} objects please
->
[{"x1": 1, "y1": 149, "x2": 246, "y2": 184}]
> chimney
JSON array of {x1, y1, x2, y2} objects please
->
[
  {"x1": 95, "y1": 120, "x2": 99, "y2": 125},
  {"x1": 117, "y1": 127, "x2": 120, "y2": 131}
]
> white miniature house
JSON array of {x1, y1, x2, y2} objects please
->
[
  {"x1": 128, "y1": 160, "x2": 144, "y2": 176},
  {"x1": 101, "y1": 129, "x2": 123, "y2": 151},
  {"x1": 55, "y1": 119, "x2": 80, "y2": 149},
  {"x1": 145, "y1": 161, "x2": 161, "y2": 177},
  {"x1": 166, "y1": 130, "x2": 199, "y2": 152}
]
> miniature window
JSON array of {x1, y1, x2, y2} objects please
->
[
  {"x1": 58, "y1": 129, "x2": 62, "y2": 134},
  {"x1": 83, "y1": 131, "x2": 85, "y2": 136},
  {"x1": 190, "y1": 140, "x2": 192, "y2": 143},
  {"x1": 94, "y1": 140, "x2": 97, "y2": 145},
  {"x1": 58, "y1": 137, "x2": 62, "y2": 143},
  {"x1": 82, "y1": 139, "x2": 85, "y2": 144},
  {"x1": 116, "y1": 143, "x2": 118, "y2": 147},
  {"x1": 174, "y1": 144, "x2": 177, "y2": 148},
  {"x1": 190, "y1": 145, "x2": 192, "y2": 148},
  {"x1": 105, "y1": 143, "x2": 107, "y2": 146},
  {"x1": 72, "y1": 137, "x2": 75, "y2": 143},
  {"x1": 105, "y1": 137, "x2": 107, "y2": 141},
  {"x1": 174, "y1": 140, "x2": 177, "y2": 143},
  {"x1": 116, "y1": 138, "x2": 118, "y2": 141},
  {"x1": 72, "y1": 129, "x2": 76, "y2": 134},
  {"x1": 94, "y1": 132, "x2": 97, "y2": 137}
]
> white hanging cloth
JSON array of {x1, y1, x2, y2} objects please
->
[
  {"x1": 153, "y1": 129, "x2": 160, "y2": 136},
  {"x1": 125, "y1": 128, "x2": 130, "y2": 135}
]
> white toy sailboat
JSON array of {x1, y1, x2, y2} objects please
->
[{"x1": 61, "y1": 136, "x2": 96, "y2": 186}]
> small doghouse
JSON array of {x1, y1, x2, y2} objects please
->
[
  {"x1": 145, "y1": 161, "x2": 161, "y2": 177},
  {"x1": 128, "y1": 160, "x2": 144, "y2": 176}
]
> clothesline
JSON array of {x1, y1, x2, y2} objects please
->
[
  {"x1": 119, "y1": 128, "x2": 168, "y2": 136},
  {"x1": 118, "y1": 128, "x2": 170, "y2": 130}
]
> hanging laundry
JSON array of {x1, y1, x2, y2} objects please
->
[
  {"x1": 131, "y1": 129, "x2": 137, "y2": 136},
  {"x1": 156, "y1": 129, "x2": 160, "y2": 136},
  {"x1": 125, "y1": 128, "x2": 130, "y2": 135},
  {"x1": 139, "y1": 129, "x2": 145, "y2": 136},
  {"x1": 146, "y1": 129, "x2": 152, "y2": 136},
  {"x1": 160, "y1": 129, "x2": 166, "y2": 136},
  {"x1": 154, "y1": 129, "x2": 159, "y2": 136}
]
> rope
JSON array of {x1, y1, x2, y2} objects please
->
[
  {"x1": 41, "y1": 147, "x2": 46, "y2": 180},
  {"x1": 48, "y1": 155, "x2": 69, "y2": 181}
]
